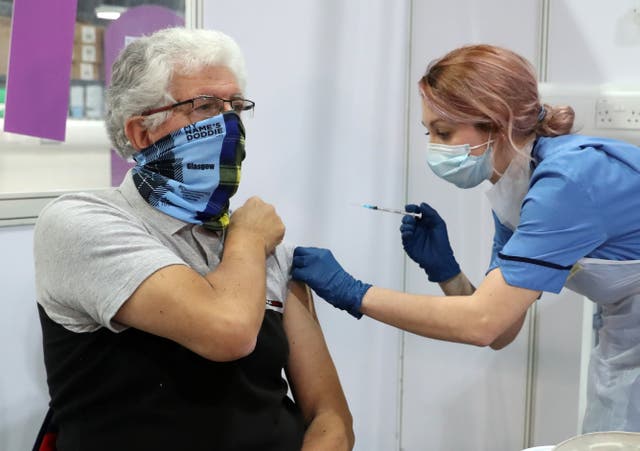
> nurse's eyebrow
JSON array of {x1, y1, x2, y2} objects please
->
[{"x1": 428, "y1": 119, "x2": 447, "y2": 127}]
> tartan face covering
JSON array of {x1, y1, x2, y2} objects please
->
[{"x1": 132, "y1": 111, "x2": 246, "y2": 231}]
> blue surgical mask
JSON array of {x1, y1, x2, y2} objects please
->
[
  {"x1": 426, "y1": 138, "x2": 494, "y2": 189},
  {"x1": 132, "y1": 111, "x2": 245, "y2": 231}
]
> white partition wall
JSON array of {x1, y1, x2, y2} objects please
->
[
  {"x1": 401, "y1": 2, "x2": 539, "y2": 450},
  {"x1": 203, "y1": 2, "x2": 411, "y2": 450},
  {"x1": 548, "y1": 0, "x2": 640, "y2": 84},
  {"x1": 0, "y1": 225, "x2": 49, "y2": 451}
]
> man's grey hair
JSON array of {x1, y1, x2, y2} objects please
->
[{"x1": 105, "y1": 27, "x2": 247, "y2": 159}]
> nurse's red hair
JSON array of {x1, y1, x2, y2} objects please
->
[{"x1": 419, "y1": 44, "x2": 574, "y2": 153}]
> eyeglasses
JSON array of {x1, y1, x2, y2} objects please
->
[{"x1": 141, "y1": 95, "x2": 255, "y2": 120}]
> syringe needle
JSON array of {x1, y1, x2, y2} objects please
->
[{"x1": 360, "y1": 204, "x2": 421, "y2": 218}]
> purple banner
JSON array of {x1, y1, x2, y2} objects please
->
[
  {"x1": 4, "y1": 0, "x2": 78, "y2": 141},
  {"x1": 105, "y1": 5, "x2": 184, "y2": 186}
]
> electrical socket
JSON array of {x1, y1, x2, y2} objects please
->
[{"x1": 595, "y1": 96, "x2": 640, "y2": 130}]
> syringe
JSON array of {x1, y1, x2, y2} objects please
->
[{"x1": 360, "y1": 204, "x2": 421, "y2": 218}]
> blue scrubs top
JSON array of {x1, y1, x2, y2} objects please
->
[{"x1": 488, "y1": 134, "x2": 640, "y2": 293}]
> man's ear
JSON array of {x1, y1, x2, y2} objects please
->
[{"x1": 125, "y1": 116, "x2": 153, "y2": 150}]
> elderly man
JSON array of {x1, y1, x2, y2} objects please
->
[{"x1": 33, "y1": 27, "x2": 353, "y2": 451}]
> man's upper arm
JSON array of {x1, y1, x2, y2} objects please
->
[
  {"x1": 34, "y1": 194, "x2": 186, "y2": 332},
  {"x1": 283, "y1": 281, "x2": 351, "y2": 421}
]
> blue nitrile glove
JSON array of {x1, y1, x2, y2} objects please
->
[
  {"x1": 400, "y1": 203, "x2": 461, "y2": 282},
  {"x1": 291, "y1": 246, "x2": 372, "y2": 319}
]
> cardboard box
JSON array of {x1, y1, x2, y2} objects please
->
[
  {"x1": 0, "y1": 16, "x2": 11, "y2": 76},
  {"x1": 74, "y1": 23, "x2": 104, "y2": 64},
  {"x1": 72, "y1": 42, "x2": 103, "y2": 64},
  {"x1": 71, "y1": 61, "x2": 103, "y2": 81},
  {"x1": 74, "y1": 22, "x2": 104, "y2": 47}
]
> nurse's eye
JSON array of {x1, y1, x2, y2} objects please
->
[{"x1": 434, "y1": 130, "x2": 450, "y2": 140}]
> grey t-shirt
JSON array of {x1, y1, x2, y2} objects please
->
[{"x1": 34, "y1": 173, "x2": 294, "y2": 333}]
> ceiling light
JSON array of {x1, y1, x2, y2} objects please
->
[{"x1": 95, "y1": 5, "x2": 127, "y2": 20}]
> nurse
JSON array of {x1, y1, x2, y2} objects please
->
[{"x1": 292, "y1": 44, "x2": 640, "y2": 433}]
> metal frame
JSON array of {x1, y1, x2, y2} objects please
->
[
  {"x1": 185, "y1": 0, "x2": 203, "y2": 29},
  {"x1": 0, "y1": 191, "x2": 75, "y2": 227},
  {"x1": 398, "y1": 2, "x2": 414, "y2": 449},
  {"x1": 522, "y1": 0, "x2": 551, "y2": 447}
]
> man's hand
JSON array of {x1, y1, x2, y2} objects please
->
[{"x1": 229, "y1": 196, "x2": 285, "y2": 255}]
